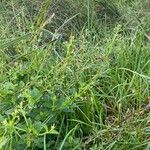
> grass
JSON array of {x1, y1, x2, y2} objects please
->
[{"x1": 0, "y1": 0, "x2": 150, "y2": 149}]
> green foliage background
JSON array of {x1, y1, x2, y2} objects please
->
[{"x1": 0, "y1": 0, "x2": 150, "y2": 149}]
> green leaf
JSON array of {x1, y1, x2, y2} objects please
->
[
  {"x1": 2, "y1": 82, "x2": 15, "y2": 90},
  {"x1": 48, "y1": 129, "x2": 59, "y2": 135},
  {"x1": 0, "y1": 114, "x2": 4, "y2": 122},
  {"x1": 0, "y1": 137, "x2": 8, "y2": 149},
  {"x1": 30, "y1": 88, "x2": 41, "y2": 99},
  {"x1": 29, "y1": 87, "x2": 42, "y2": 105}
]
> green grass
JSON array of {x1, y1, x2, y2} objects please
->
[{"x1": 0, "y1": 0, "x2": 150, "y2": 149}]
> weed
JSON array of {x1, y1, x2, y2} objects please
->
[{"x1": 0, "y1": 0, "x2": 150, "y2": 149}]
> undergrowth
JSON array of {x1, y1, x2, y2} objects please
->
[{"x1": 0, "y1": 0, "x2": 150, "y2": 149}]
